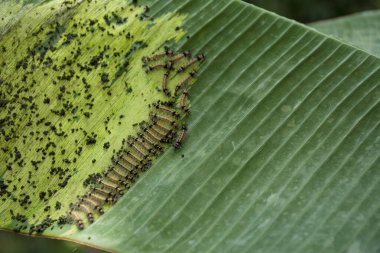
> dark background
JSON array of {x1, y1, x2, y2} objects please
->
[
  {"x1": 0, "y1": 230, "x2": 104, "y2": 253},
  {"x1": 1, "y1": 0, "x2": 379, "y2": 252},
  {"x1": 245, "y1": 0, "x2": 379, "y2": 23}
]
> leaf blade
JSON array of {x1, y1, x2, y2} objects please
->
[
  {"x1": 70, "y1": 1, "x2": 380, "y2": 253},
  {"x1": 1, "y1": 0, "x2": 379, "y2": 252}
]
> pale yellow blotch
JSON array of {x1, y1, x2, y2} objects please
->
[{"x1": 0, "y1": 0, "x2": 189, "y2": 234}]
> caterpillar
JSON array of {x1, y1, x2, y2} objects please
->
[
  {"x1": 149, "y1": 112, "x2": 177, "y2": 126},
  {"x1": 73, "y1": 203, "x2": 94, "y2": 223},
  {"x1": 137, "y1": 132, "x2": 160, "y2": 149},
  {"x1": 136, "y1": 134, "x2": 157, "y2": 154},
  {"x1": 145, "y1": 61, "x2": 173, "y2": 73},
  {"x1": 153, "y1": 102, "x2": 180, "y2": 118},
  {"x1": 175, "y1": 70, "x2": 197, "y2": 96},
  {"x1": 152, "y1": 122, "x2": 173, "y2": 135},
  {"x1": 140, "y1": 123, "x2": 166, "y2": 143},
  {"x1": 87, "y1": 191, "x2": 116, "y2": 204},
  {"x1": 68, "y1": 210, "x2": 84, "y2": 230},
  {"x1": 179, "y1": 89, "x2": 190, "y2": 113},
  {"x1": 104, "y1": 169, "x2": 127, "y2": 184},
  {"x1": 121, "y1": 149, "x2": 148, "y2": 165},
  {"x1": 170, "y1": 50, "x2": 191, "y2": 62},
  {"x1": 137, "y1": 132, "x2": 164, "y2": 153},
  {"x1": 107, "y1": 165, "x2": 129, "y2": 178},
  {"x1": 129, "y1": 141, "x2": 150, "y2": 159},
  {"x1": 92, "y1": 187, "x2": 116, "y2": 198},
  {"x1": 105, "y1": 166, "x2": 137, "y2": 183},
  {"x1": 98, "y1": 179, "x2": 128, "y2": 194},
  {"x1": 78, "y1": 197, "x2": 104, "y2": 214},
  {"x1": 148, "y1": 122, "x2": 170, "y2": 137},
  {"x1": 118, "y1": 155, "x2": 142, "y2": 170},
  {"x1": 162, "y1": 71, "x2": 170, "y2": 97},
  {"x1": 154, "y1": 120, "x2": 174, "y2": 132},
  {"x1": 145, "y1": 62, "x2": 166, "y2": 73},
  {"x1": 113, "y1": 156, "x2": 141, "y2": 171},
  {"x1": 140, "y1": 120, "x2": 167, "y2": 136},
  {"x1": 127, "y1": 136, "x2": 151, "y2": 156},
  {"x1": 142, "y1": 48, "x2": 173, "y2": 63},
  {"x1": 174, "y1": 125, "x2": 187, "y2": 149},
  {"x1": 177, "y1": 54, "x2": 205, "y2": 73}
]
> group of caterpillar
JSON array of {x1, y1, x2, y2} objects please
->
[
  {"x1": 68, "y1": 48, "x2": 205, "y2": 229},
  {"x1": 143, "y1": 47, "x2": 205, "y2": 102},
  {"x1": 143, "y1": 47, "x2": 205, "y2": 150}
]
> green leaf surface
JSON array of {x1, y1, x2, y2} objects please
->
[
  {"x1": 1, "y1": 0, "x2": 380, "y2": 253},
  {"x1": 311, "y1": 10, "x2": 380, "y2": 57}
]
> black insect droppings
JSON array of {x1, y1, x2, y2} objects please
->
[{"x1": 0, "y1": 0, "x2": 205, "y2": 233}]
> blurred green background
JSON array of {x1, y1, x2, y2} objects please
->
[{"x1": 1, "y1": 0, "x2": 378, "y2": 252}]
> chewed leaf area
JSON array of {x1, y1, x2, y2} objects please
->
[
  {"x1": 68, "y1": 48, "x2": 205, "y2": 230},
  {"x1": 0, "y1": 0, "x2": 205, "y2": 234}
]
